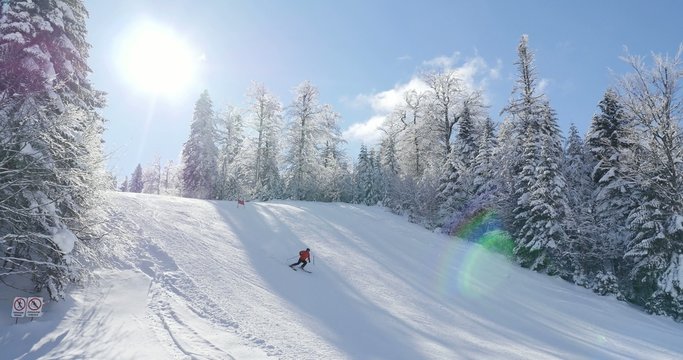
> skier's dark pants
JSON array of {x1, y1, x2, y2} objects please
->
[{"x1": 290, "y1": 259, "x2": 308, "y2": 268}]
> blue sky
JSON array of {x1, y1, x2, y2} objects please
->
[{"x1": 84, "y1": 0, "x2": 683, "y2": 180}]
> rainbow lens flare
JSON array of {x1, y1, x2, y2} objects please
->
[{"x1": 436, "y1": 208, "x2": 514, "y2": 299}]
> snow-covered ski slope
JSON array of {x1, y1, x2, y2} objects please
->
[{"x1": 2, "y1": 192, "x2": 683, "y2": 359}]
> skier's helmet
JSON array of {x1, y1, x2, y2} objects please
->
[{"x1": 306, "y1": 248, "x2": 310, "y2": 251}]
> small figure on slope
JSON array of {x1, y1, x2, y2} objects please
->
[{"x1": 289, "y1": 248, "x2": 311, "y2": 271}]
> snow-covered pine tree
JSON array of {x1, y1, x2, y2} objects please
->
[
  {"x1": 129, "y1": 164, "x2": 144, "y2": 193},
  {"x1": 585, "y1": 89, "x2": 637, "y2": 288},
  {"x1": 283, "y1": 81, "x2": 324, "y2": 200},
  {"x1": 498, "y1": 35, "x2": 547, "y2": 233},
  {"x1": 471, "y1": 117, "x2": 498, "y2": 199},
  {"x1": 514, "y1": 105, "x2": 569, "y2": 273},
  {"x1": 436, "y1": 98, "x2": 486, "y2": 224},
  {"x1": 563, "y1": 124, "x2": 602, "y2": 282},
  {"x1": 502, "y1": 36, "x2": 568, "y2": 273},
  {"x1": 119, "y1": 176, "x2": 129, "y2": 192},
  {"x1": 377, "y1": 115, "x2": 403, "y2": 211},
  {"x1": 181, "y1": 90, "x2": 219, "y2": 199},
  {"x1": 354, "y1": 145, "x2": 375, "y2": 205},
  {"x1": 258, "y1": 135, "x2": 284, "y2": 200},
  {"x1": 0, "y1": 0, "x2": 106, "y2": 298},
  {"x1": 619, "y1": 48, "x2": 683, "y2": 319},
  {"x1": 435, "y1": 147, "x2": 465, "y2": 223}
]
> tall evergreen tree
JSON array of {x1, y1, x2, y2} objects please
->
[
  {"x1": 472, "y1": 117, "x2": 498, "y2": 198},
  {"x1": 502, "y1": 36, "x2": 568, "y2": 272},
  {"x1": 436, "y1": 147, "x2": 466, "y2": 222},
  {"x1": 563, "y1": 124, "x2": 602, "y2": 280},
  {"x1": 498, "y1": 35, "x2": 547, "y2": 233},
  {"x1": 129, "y1": 164, "x2": 144, "y2": 193},
  {"x1": 378, "y1": 119, "x2": 403, "y2": 211},
  {"x1": 0, "y1": 0, "x2": 106, "y2": 298},
  {"x1": 181, "y1": 90, "x2": 218, "y2": 199},
  {"x1": 586, "y1": 89, "x2": 636, "y2": 277},
  {"x1": 119, "y1": 176, "x2": 129, "y2": 192},
  {"x1": 436, "y1": 98, "x2": 486, "y2": 223},
  {"x1": 354, "y1": 145, "x2": 381, "y2": 205}
]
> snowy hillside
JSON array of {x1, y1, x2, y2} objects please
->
[{"x1": 2, "y1": 192, "x2": 683, "y2": 359}]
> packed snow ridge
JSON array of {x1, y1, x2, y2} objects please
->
[{"x1": 2, "y1": 192, "x2": 683, "y2": 359}]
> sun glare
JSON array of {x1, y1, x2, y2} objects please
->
[{"x1": 116, "y1": 21, "x2": 200, "y2": 97}]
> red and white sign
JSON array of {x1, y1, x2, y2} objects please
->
[
  {"x1": 26, "y1": 297, "x2": 43, "y2": 317},
  {"x1": 11, "y1": 297, "x2": 27, "y2": 317}
]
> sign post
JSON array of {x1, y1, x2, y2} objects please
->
[
  {"x1": 11, "y1": 297, "x2": 27, "y2": 324},
  {"x1": 26, "y1": 297, "x2": 43, "y2": 319}
]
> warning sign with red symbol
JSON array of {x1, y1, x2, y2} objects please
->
[
  {"x1": 26, "y1": 297, "x2": 43, "y2": 317},
  {"x1": 12, "y1": 297, "x2": 27, "y2": 317}
]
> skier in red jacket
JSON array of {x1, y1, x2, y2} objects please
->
[{"x1": 289, "y1": 248, "x2": 311, "y2": 270}]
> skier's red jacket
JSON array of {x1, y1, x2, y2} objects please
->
[{"x1": 299, "y1": 250, "x2": 310, "y2": 261}]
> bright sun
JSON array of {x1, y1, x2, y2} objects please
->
[{"x1": 116, "y1": 21, "x2": 200, "y2": 97}]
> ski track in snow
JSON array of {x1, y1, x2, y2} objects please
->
[
  {"x1": 114, "y1": 196, "x2": 279, "y2": 359},
  {"x1": 2, "y1": 192, "x2": 683, "y2": 359}
]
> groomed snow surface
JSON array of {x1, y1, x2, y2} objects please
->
[{"x1": 2, "y1": 192, "x2": 683, "y2": 359}]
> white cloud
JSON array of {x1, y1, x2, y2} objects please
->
[
  {"x1": 342, "y1": 115, "x2": 386, "y2": 144},
  {"x1": 357, "y1": 77, "x2": 430, "y2": 114},
  {"x1": 489, "y1": 59, "x2": 503, "y2": 80},
  {"x1": 422, "y1": 51, "x2": 461, "y2": 69},
  {"x1": 343, "y1": 53, "x2": 500, "y2": 145}
]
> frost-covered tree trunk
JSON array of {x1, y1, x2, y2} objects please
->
[
  {"x1": 619, "y1": 48, "x2": 683, "y2": 318},
  {"x1": 423, "y1": 70, "x2": 464, "y2": 162},
  {"x1": 181, "y1": 90, "x2": 218, "y2": 199},
  {"x1": 397, "y1": 91, "x2": 428, "y2": 179},
  {"x1": 0, "y1": 0, "x2": 106, "y2": 298}
]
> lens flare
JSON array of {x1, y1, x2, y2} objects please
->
[{"x1": 435, "y1": 205, "x2": 514, "y2": 299}]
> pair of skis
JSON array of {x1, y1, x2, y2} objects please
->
[{"x1": 290, "y1": 266, "x2": 311, "y2": 273}]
